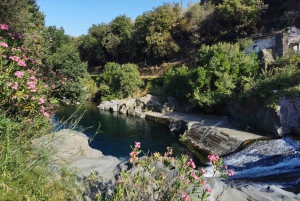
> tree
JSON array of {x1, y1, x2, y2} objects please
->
[
  {"x1": 214, "y1": 0, "x2": 268, "y2": 36},
  {"x1": 191, "y1": 41, "x2": 259, "y2": 106},
  {"x1": 98, "y1": 62, "x2": 143, "y2": 100},
  {"x1": 133, "y1": 3, "x2": 182, "y2": 59},
  {"x1": 46, "y1": 44, "x2": 89, "y2": 101},
  {"x1": 110, "y1": 15, "x2": 134, "y2": 58},
  {"x1": 0, "y1": 0, "x2": 45, "y2": 33},
  {"x1": 43, "y1": 26, "x2": 71, "y2": 54}
]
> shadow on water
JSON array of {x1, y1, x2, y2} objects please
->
[{"x1": 54, "y1": 101, "x2": 203, "y2": 165}]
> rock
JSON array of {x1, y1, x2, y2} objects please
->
[
  {"x1": 169, "y1": 119, "x2": 185, "y2": 132},
  {"x1": 97, "y1": 100, "x2": 119, "y2": 112},
  {"x1": 161, "y1": 101, "x2": 176, "y2": 113},
  {"x1": 138, "y1": 94, "x2": 161, "y2": 112},
  {"x1": 32, "y1": 129, "x2": 121, "y2": 200},
  {"x1": 118, "y1": 98, "x2": 136, "y2": 114},
  {"x1": 127, "y1": 108, "x2": 136, "y2": 116},
  {"x1": 119, "y1": 103, "x2": 128, "y2": 114},
  {"x1": 209, "y1": 180, "x2": 300, "y2": 201},
  {"x1": 230, "y1": 96, "x2": 300, "y2": 137},
  {"x1": 183, "y1": 123, "x2": 251, "y2": 156}
]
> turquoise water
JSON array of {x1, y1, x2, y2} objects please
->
[{"x1": 54, "y1": 102, "x2": 187, "y2": 162}]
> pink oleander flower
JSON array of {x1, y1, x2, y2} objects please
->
[
  {"x1": 228, "y1": 169, "x2": 234, "y2": 176},
  {"x1": 200, "y1": 179, "x2": 207, "y2": 185},
  {"x1": 187, "y1": 159, "x2": 196, "y2": 169},
  {"x1": 206, "y1": 188, "x2": 212, "y2": 193},
  {"x1": 0, "y1": 42, "x2": 8, "y2": 48},
  {"x1": 169, "y1": 156, "x2": 174, "y2": 160},
  {"x1": 9, "y1": 55, "x2": 20, "y2": 62},
  {"x1": 43, "y1": 112, "x2": 50, "y2": 118},
  {"x1": 129, "y1": 151, "x2": 135, "y2": 157},
  {"x1": 12, "y1": 82, "x2": 18, "y2": 90},
  {"x1": 200, "y1": 168, "x2": 206, "y2": 175},
  {"x1": 7, "y1": 82, "x2": 12, "y2": 87},
  {"x1": 38, "y1": 98, "x2": 45, "y2": 105},
  {"x1": 135, "y1": 141, "x2": 141, "y2": 148},
  {"x1": 14, "y1": 71, "x2": 24, "y2": 78},
  {"x1": 1, "y1": 54, "x2": 6, "y2": 58},
  {"x1": 190, "y1": 172, "x2": 199, "y2": 180},
  {"x1": 182, "y1": 192, "x2": 190, "y2": 201},
  {"x1": 208, "y1": 154, "x2": 219, "y2": 163},
  {"x1": 0, "y1": 24, "x2": 9, "y2": 30},
  {"x1": 179, "y1": 175, "x2": 185, "y2": 180},
  {"x1": 18, "y1": 59, "x2": 26, "y2": 67},
  {"x1": 224, "y1": 165, "x2": 228, "y2": 170},
  {"x1": 40, "y1": 105, "x2": 45, "y2": 113}
]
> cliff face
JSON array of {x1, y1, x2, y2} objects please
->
[{"x1": 229, "y1": 96, "x2": 300, "y2": 136}]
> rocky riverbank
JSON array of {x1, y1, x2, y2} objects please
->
[
  {"x1": 33, "y1": 129, "x2": 300, "y2": 201},
  {"x1": 97, "y1": 94, "x2": 272, "y2": 158}
]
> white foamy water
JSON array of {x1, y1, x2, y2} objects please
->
[{"x1": 223, "y1": 137, "x2": 300, "y2": 186}]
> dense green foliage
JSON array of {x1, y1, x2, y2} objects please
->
[
  {"x1": 160, "y1": 41, "x2": 259, "y2": 108},
  {"x1": 98, "y1": 62, "x2": 144, "y2": 100},
  {"x1": 0, "y1": 1, "x2": 94, "y2": 199}
]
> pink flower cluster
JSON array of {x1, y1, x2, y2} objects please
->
[
  {"x1": 0, "y1": 41, "x2": 8, "y2": 48},
  {"x1": 27, "y1": 76, "x2": 38, "y2": 92},
  {"x1": 135, "y1": 141, "x2": 141, "y2": 148},
  {"x1": 182, "y1": 192, "x2": 190, "y2": 201},
  {"x1": 14, "y1": 71, "x2": 24, "y2": 78},
  {"x1": 0, "y1": 24, "x2": 9, "y2": 30},
  {"x1": 7, "y1": 82, "x2": 18, "y2": 90},
  {"x1": 208, "y1": 154, "x2": 219, "y2": 163},
  {"x1": 40, "y1": 105, "x2": 50, "y2": 118},
  {"x1": 228, "y1": 169, "x2": 234, "y2": 176},
  {"x1": 187, "y1": 159, "x2": 196, "y2": 169},
  {"x1": 129, "y1": 151, "x2": 139, "y2": 163},
  {"x1": 9, "y1": 55, "x2": 26, "y2": 67},
  {"x1": 190, "y1": 171, "x2": 199, "y2": 180}
]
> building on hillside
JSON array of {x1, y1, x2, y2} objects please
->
[{"x1": 246, "y1": 26, "x2": 300, "y2": 71}]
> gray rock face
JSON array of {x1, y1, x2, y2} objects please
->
[
  {"x1": 210, "y1": 180, "x2": 300, "y2": 201},
  {"x1": 230, "y1": 96, "x2": 300, "y2": 136},
  {"x1": 32, "y1": 129, "x2": 121, "y2": 200}
]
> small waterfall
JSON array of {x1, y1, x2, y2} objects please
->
[{"x1": 223, "y1": 136, "x2": 300, "y2": 187}]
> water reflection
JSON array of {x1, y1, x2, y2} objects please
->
[{"x1": 54, "y1": 102, "x2": 186, "y2": 162}]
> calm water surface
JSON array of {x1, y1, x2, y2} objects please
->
[{"x1": 54, "y1": 102, "x2": 187, "y2": 161}]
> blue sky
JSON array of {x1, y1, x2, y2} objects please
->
[{"x1": 37, "y1": 0, "x2": 193, "y2": 37}]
